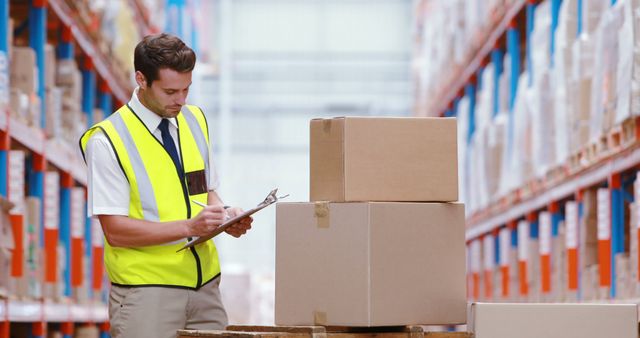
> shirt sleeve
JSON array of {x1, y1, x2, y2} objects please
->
[{"x1": 86, "y1": 131, "x2": 131, "y2": 217}]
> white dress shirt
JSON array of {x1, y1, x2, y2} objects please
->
[{"x1": 85, "y1": 88, "x2": 219, "y2": 217}]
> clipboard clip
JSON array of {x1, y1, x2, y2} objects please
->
[{"x1": 262, "y1": 188, "x2": 289, "y2": 206}]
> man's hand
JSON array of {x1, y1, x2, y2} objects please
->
[
  {"x1": 224, "y1": 207, "x2": 253, "y2": 238},
  {"x1": 186, "y1": 205, "x2": 227, "y2": 237}
]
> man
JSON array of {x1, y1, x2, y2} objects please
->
[{"x1": 79, "y1": 33, "x2": 252, "y2": 338}]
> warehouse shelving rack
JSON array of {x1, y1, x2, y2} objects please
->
[
  {"x1": 1, "y1": 0, "x2": 135, "y2": 337},
  {"x1": 414, "y1": 0, "x2": 640, "y2": 303}
]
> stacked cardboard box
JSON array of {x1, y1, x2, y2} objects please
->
[
  {"x1": 469, "y1": 303, "x2": 637, "y2": 338},
  {"x1": 56, "y1": 58, "x2": 84, "y2": 147},
  {"x1": 276, "y1": 117, "x2": 466, "y2": 326},
  {"x1": 9, "y1": 46, "x2": 38, "y2": 126}
]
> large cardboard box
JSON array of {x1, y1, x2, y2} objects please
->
[
  {"x1": 310, "y1": 117, "x2": 458, "y2": 202},
  {"x1": 275, "y1": 202, "x2": 466, "y2": 326},
  {"x1": 469, "y1": 303, "x2": 637, "y2": 338}
]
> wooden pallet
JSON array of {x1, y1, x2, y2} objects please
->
[{"x1": 177, "y1": 325, "x2": 473, "y2": 338}]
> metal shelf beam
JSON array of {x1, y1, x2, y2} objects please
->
[{"x1": 466, "y1": 144, "x2": 640, "y2": 239}]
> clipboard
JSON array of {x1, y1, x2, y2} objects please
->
[{"x1": 177, "y1": 188, "x2": 288, "y2": 252}]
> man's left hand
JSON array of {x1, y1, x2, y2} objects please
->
[{"x1": 224, "y1": 207, "x2": 253, "y2": 238}]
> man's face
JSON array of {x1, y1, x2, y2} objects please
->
[{"x1": 136, "y1": 68, "x2": 192, "y2": 118}]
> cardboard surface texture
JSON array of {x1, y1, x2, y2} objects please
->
[
  {"x1": 275, "y1": 202, "x2": 466, "y2": 326},
  {"x1": 310, "y1": 117, "x2": 458, "y2": 202},
  {"x1": 469, "y1": 303, "x2": 637, "y2": 338}
]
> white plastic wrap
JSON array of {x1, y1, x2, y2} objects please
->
[
  {"x1": 501, "y1": 73, "x2": 532, "y2": 194},
  {"x1": 590, "y1": 5, "x2": 622, "y2": 140},
  {"x1": 616, "y1": 0, "x2": 634, "y2": 124},
  {"x1": 529, "y1": 71, "x2": 556, "y2": 178}
]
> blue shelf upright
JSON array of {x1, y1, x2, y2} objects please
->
[{"x1": 29, "y1": 0, "x2": 46, "y2": 129}]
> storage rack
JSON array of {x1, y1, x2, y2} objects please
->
[
  {"x1": 414, "y1": 0, "x2": 640, "y2": 303},
  {"x1": 0, "y1": 0, "x2": 138, "y2": 337}
]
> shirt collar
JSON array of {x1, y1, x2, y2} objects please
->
[{"x1": 129, "y1": 87, "x2": 178, "y2": 132}]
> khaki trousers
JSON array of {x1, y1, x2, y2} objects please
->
[{"x1": 108, "y1": 276, "x2": 228, "y2": 338}]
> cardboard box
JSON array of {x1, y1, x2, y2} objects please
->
[
  {"x1": 10, "y1": 46, "x2": 37, "y2": 95},
  {"x1": 275, "y1": 202, "x2": 466, "y2": 326},
  {"x1": 45, "y1": 87, "x2": 63, "y2": 138},
  {"x1": 44, "y1": 44, "x2": 56, "y2": 90},
  {"x1": 469, "y1": 303, "x2": 637, "y2": 338},
  {"x1": 310, "y1": 117, "x2": 458, "y2": 202}
]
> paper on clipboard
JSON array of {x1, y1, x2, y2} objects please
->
[{"x1": 177, "y1": 188, "x2": 288, "y2": 252}]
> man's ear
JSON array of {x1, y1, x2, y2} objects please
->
[{"x1": 135, "y1": 71, "x2": 147, "y2": 88}]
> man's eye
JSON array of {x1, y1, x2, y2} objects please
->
[{"x1": 166, "y1": 91, "x2": 176, "y2": 95}]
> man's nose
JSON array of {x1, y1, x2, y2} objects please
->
[{"x1": 175, "y1": 93, "x2": 187, "y2": 106}]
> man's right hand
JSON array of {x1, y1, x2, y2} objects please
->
[{"x1": 186, "y1": 205, "x2": 227, "y2": 237}]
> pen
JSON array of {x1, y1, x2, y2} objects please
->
[
  {"x1": 191, "y1": 200, "x2": 231, "y2": 209},
  {"x1": 191, "y1": 200, "x2": 231, "y2": 220}
]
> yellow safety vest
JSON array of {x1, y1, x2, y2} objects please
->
[{"x1": 79, "y1": 104, "x2": 220, "y2": 289}]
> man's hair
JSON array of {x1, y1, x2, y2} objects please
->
[{"x1": 134, "y1": 33, "x2": 196, "y2": 85}]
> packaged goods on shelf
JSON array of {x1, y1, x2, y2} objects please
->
[
  {"x1": 44, "y1": 171, "x2": 60, "y2": 231},
  {"x1": 0, "y1": 50, "x2": 8, "y2": 111},
  {"x1": 9, "y1": 87, "x2": 28, "y2": 123},
  {"x1": 8, "y1": 150, "x2": 25, "y2": 214},
  {"x1": 10, "y1": 46, "x2": 37, "y2": 95},
  {"x1": 529, "y1": 72, "x2": 556, "y2": 178},
  {"x1": 615, "y1": 0, "x2": 634, "y2": 124},
  {"x1": 44, "y1": 44, "x2": 56, "y2": 90},
  {"x1": 56, "y1": 59, "x2": 82, "y2": 100},
  {"x1": 309, "y1": 117, "x2": 458, "y2": 202},
  {"x1": 25, "y1": 197, "x2": 42, "y2": 299},
  {"x1": 484, "y1": 117, "x2": 506, "y2": 205},
  {"x1": 43, "y1": 171, "x2": 60, "y2": 301},
  {"x1": 45, "y1": 87, "x2": 63, "y2": 139},
  {"x1": 583, "y1": 0, "x2": 611, "y2": 35},
  {"x1": 70, "y1": 187, "x2": 89, "y2": 304},
  {"x1": 500, "y1": 73, "x2": 532, "y2": 198},
  {"x1": 276, "y1": 202, "x2": 466, "y2": 326},
  {"x1": 582, "y1": 264, "x2": 600, "y2": 300},
  {"x1": 552, "y1": 0, "x2": 579, "y2": 164},
  {"x1": 580, "y1": 190, "x2": 599, "y2": 270},
  {"x1": 590, "y1": 4, "x2": 623, "y2": 140},
  {"x1": 0, "y1": 198, "x2": 13, "y2": 298},
  {"x1": 482, "y1": 235, "x2": 496, "y2": 300},
  {"x1": 75, "y1": 325, "x2": 100, "y2": 338},
  {"x1": 27, "y1": 94, "x2": 40, "y2": 128},
  {"x1": 615, "y1": 253, "x2": 632, "y2": 299},
  {"x1": 551, "y1": 223, "x2": 567, "y2": 301},
  {"x1": 469, "y1": 239, "x2": 481, "y2": 300},
  {"x1": 468, "y1": 303, "x2": 637, "y2": 338},
  {"x1": 417, "y1": 0, "x2": 508, "y2": 107}
]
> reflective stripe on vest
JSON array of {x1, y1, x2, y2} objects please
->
[{"x1": 79, "y1": 104, "x2": 220, "y2": 289}]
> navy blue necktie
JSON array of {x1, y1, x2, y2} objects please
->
[{"x1": 159, "y1": 118, "x2": 184, "y2": 179}]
